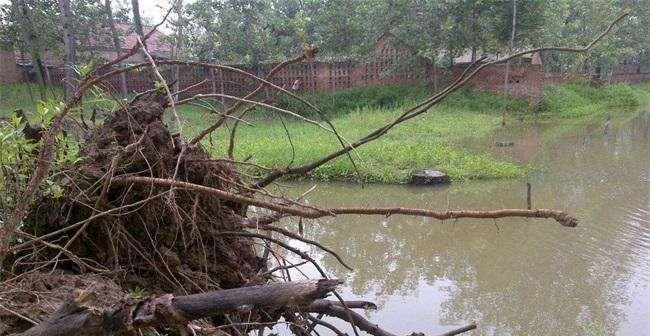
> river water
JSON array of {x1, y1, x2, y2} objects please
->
[{"x1": 273, "y1": 110, "x2": 649, "y2": 335}]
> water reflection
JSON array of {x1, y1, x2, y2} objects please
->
[{"x1": 280, "y1": 111, "x2": 649, "y2": 335}]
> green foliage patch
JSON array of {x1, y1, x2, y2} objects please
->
[{"x1": 538, "y1": 81, "x2": 642, "y2": 118}]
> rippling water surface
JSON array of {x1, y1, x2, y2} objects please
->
[{"x1": 274, "y1": 110, "x2": 649, "y2": 335}]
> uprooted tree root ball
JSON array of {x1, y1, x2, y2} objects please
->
[
  {"x1": 8, "y1": 91, "x2": 262, "y2": 291},
  {"x1": 0, "y1": 10, "x2": 626, "y2": 336}
]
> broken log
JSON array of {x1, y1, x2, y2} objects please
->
[{"x1": 15, "y1": 279, "x2": 340, "y2": 336}]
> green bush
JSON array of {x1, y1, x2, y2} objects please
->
[{"x1": 599, "y1": 84, "x2": 639, "y2": 107}]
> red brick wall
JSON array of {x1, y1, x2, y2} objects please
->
[
  {"x1": 0, "y1": 51, "x2": 22, "y2": 85},
  {"x1": 443, "y1": 64, "x2": 593, "y2": 102},
  {"x1": 609, "y1": 73, "x2": 650, "y2": 84}
]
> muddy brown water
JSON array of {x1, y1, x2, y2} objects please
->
[{"x1": 269, "y1": 110, "x2": 649, "y2": 335}]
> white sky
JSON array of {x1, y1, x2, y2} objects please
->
[
  {"x1": 137, "y1": 0, "x2": 179, "y2": 32},
  {"x1": 0, "y1": 0, "x2": 192, "y2": 33}
]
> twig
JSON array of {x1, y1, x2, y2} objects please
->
[
  {"x1": 138, "y1": 37, "x2": 183, "y2": 142},
  {"x1": 308, "y1": 301, "x2": 397, "y2": 336},
  {"x1": 188, "y1": 53, "x2": 308, "y2": 145},
  {"x1": 247, "y1": 224, "x2": 353, "y2": 271},
  {"x1": 0, "y1": 302, "x2": 39, "y2": 325},
  {"x1": 262, "y1": 260, "x2": 309, "y2": 276},
  {"x1": 306, "y1": 314, "x2": 347, "y2": 336},
  {"x1": 216, "y1": 231, "x2": 328, "y2": 277}
]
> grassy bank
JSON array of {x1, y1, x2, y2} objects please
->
[
  {"x1": 204, "y1": 105, "x2": 523, "y2": 183},
  {"x1": 538, "y1": 81, "x2": 647, "y2": 118},
  {"x1": 276, "y1": 84, "x2": 529, "y2": 119},
  {"x1": 2, "y1": 81, "x2": 648, "y2": 183},
  {"x1": 201, "y1": 82, "x2": 647, "y2": 183}
]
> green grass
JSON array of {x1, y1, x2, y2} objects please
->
[
  {"x1": 538, "y1": 81, "x2": 644, "y2": 118},
  {"x1": 0, "y1": 83, "x2": 121, "y2": 122},
  {"x1": 2, "y1": 81, "x2": 647, "y2": 184},
  {"x1": 0, "y1": 83, "x2": 63, "y2": 116},
  {"x1": 197, "y1": 102, "x2": 524, "y2": 183}
]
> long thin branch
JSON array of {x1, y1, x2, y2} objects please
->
[
  {"x1": 112, "y1": 176, "x2": 578, "y2": 226},
  {"x1": 138, "y1": 37, "x2": 184, "y2": 142},
  {"x1": 330, "y1": 207, "x2": 578, "y2": 227},
  {"x1": 247, "y1": 224, "x2": 354, "y2": 271},
  {"x1": 252, "y1": 11, "x2": 630, "y2": 189}
]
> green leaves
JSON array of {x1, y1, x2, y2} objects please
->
[{"x1": 0, "y1": 106, "x2": 83, "y2": 213}]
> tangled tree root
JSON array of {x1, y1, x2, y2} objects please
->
[{"x1": 3, "y1": 91, "x2": 265, "y2": 321}]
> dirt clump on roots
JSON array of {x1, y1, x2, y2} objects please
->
[
  {"x1": 5, "y1": 91, "x2": 265, "y2": 300},
  {"x1": 0, "y1": 272, "x2": 125, "y2": 334}
]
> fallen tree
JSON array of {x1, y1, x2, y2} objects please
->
[
  {"x1": 0, "y1": 10, "x2": 628, "y2": 336},
  {"x1": 16, "y1": 279, "x2": 341, "y2": 336}
]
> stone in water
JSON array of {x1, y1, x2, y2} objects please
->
[{"x1": 410, "y1": 169, "x2": 450, "y2": 185}]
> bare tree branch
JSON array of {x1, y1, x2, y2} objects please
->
[
  {"x1": 14, "y1": 280, "x2": 341, "y2": 336},
  {"x1": 112, "y1": 176, "x2": 578, "y2": 226}
]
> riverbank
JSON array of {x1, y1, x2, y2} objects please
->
[
  {"x1": 202, "y1": 82, "x2": 649, "y2": 183},
  {"x1": 1, "y1": 82, "x2": 648, "y2": 183}
]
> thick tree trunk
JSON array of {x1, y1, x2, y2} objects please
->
[
  {"x1": 58, "y1": 0, "x2": 76, "y2": 100},
  {"x1": 103, "y1": 0, "x2": 128, "y2": 96},
  {"x1": 130, "y1": 0, "x2": 144, "y2": 38},
  {"x1": 15, "y1": 279, "x2": 341, "y2": 336},
  {"x1": 129, "y1": 0, "x2": 155, "y2": 83}
]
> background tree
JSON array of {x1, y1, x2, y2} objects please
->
[
  {"x1": 102, "y1": 0, "x2": 129, "y2": 96},
  {"x1": 58, "y1": 0, "x2": 76, "y2": 100}
]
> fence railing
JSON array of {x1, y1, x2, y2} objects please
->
[{"x1": 32, "y1": 59, "x2": 650, "y2": 102}]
